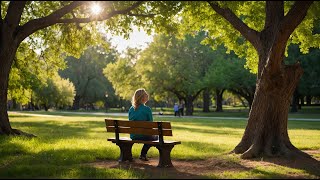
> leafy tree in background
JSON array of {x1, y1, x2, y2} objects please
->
[
  {"x1": 0, "y1": 1, "x2": 181, "y2": 136},
  {"x1": 103, "y1": 47, "x2": 143, "y2": 101},
  {"x1": 8, "y1": 41, "x2": 65, "y2": 110},
  {"x1": 135, "y1": 32, "x2": 216, "y2": 115},
  {"x1": 204, "y1": 46, "x2": 256, "y2": 112},
  {"x1": 32, "y1": 73, "x2": 75, "y2": 111},
  {"x1": 59, "y1": 46, "x2": 118, "y2": 110},
  {"x1": 178, "y1": 1, "x2": 318, "y2": 159},
  {"x1": 286, "y1": 44, "x2": 320, "y2": 112}
]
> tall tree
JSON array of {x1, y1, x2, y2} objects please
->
[
  {"x1": 179, "y1": 1, "x2": 318, "y2": 159},
  {"x1": 103, "y1": 47, "x2": 143, "y2": 101},
  {"x1": 32, "y1": 72, "x2": 75, "y2": 111},
  {"x1": 0, "y1": 1, "x2": 180, "y2": 136},
  {"x1": 59, "y1": 46, "x2": 118, "y2": 110},
  {"x1": 286, "y1": 44, "x2": 320, "y2": 111},
  {"x1": 136, "y1": 32, "x2": 216, "y2": 115}
]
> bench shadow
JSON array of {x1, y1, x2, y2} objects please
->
[{"x1": 93, "y1": 159, "x2": 207, "y2": 179}]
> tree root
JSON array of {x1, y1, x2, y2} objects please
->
[
  {"x1": 11, "y1": 129, "x2": 37, "y2": 138},
  {"x1": 233, "y1": 141, "x2": 251, "y2": 154},
  {"x1": 240, "y1": 144, "x2": 260, "y2": 159},
  {"x1": 235, "y1": 140, "x2": 312, "y2": 160}
]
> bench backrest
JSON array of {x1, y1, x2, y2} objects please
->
[{"x1": 105, "y1": 119, "x2": 173, "y2": 144}]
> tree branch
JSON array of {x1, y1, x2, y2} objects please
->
[
  {"x1": 192, "y1": 88, "x2": 205, "y2": 100},
  {"x1": 127, "y1": 13, "x2": 156, "y2": 18},
  {"x1": 16, "y1": 1, "x2": 86, "y2": 42},
  {"x1": 4, "y1": 1, "x2": 27, "y2": 29},
  {"x1": 268, "y1": 1, "x2": 313, "y2": 73},
  {"x1": 264, "y1": 1, "x2": 284, "y2": 29},
  {"x1": 16, "y1": 1, "x2": 145, "y2": 43},
  {"x1": 207, "y1": 1, "x2": 261, "y2": 50},
  {"x1": 279, "y1": 1, "x2": 313, "y2": 43}
]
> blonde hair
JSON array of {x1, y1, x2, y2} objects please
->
[{"x1": 132, "y1": 88, "x2": 148, "y2": 109}]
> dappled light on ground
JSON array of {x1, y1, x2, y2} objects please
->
[{"x1": 87, "y1": 150, "x2": 320, "y2": 179}]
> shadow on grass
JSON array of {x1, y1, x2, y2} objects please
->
[
  {"x1": 90, "y1": 155, "x2": 305, "y2": 179},
  {"x1": 99, "y1": 160, "x2": 207, "y2": 179},
  {"x1": 8, "y1": 120, "x2": 111, "y2": 146},
  {"x1": 259, "y1": 154, "x2": 320, "y2": 177},
  {"x1": 172, "y1": 125, "x2": 243, "y2": 136}
]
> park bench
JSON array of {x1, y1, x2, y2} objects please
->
[{"x1": 105, "y1": 119, "x2": 181, "y2": 167}]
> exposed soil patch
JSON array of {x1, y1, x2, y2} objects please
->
[{"x1": 86, "y1": 150, "x2": 320, "y2": 179}]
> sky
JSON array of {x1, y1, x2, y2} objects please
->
[{"x1": 105, "y1": 26, "x2": 154, "y2": 55}]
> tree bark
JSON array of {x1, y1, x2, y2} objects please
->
[
  {"x1": 185, "y1": 95, "x2": 194, "y2": 116},
  {"x1": 0, "y1": 22, "x2": 17, "y2": 135},
  {"x1": 203, "y1": 88, "x2": 210, "y2": 112},
  {"x1": 233, "y1": 63, "x2": 309, "y2": 159},
  {"x1": 215, "y1": 89, "x2": 224, "y2": 112},
  {"x1": 0, "y1": 17, "x2": 36, "y2": 137}
]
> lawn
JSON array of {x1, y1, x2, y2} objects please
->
[{"x1": 0, "y1": 112, "x2": 319, "y2": 178}]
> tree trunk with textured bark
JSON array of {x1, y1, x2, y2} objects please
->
[
  {"x1": 215, "y1": 89, "x2": 224, "y2": 112},
  {"x1": 185, "y1": 95, "x2": 194, "y2": 116},
  {"x1": 203, "y1": 88, "x2": 210, "y2": 112},
  {"x1": 233, "y1": 62, "x2": 308, "y2": 158},
  {"x1": 0, "y1": 14, "x2": 36, "y2": 137}
]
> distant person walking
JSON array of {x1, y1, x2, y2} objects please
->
[
  {"x1": 179, "y1": 102, "x2": 185, "y2": 116},
  {"x1": 173, "y1": 103, "x2": 180, "y2": 117}
]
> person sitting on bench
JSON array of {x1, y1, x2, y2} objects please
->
[{"x1": 128, "y1": 88, "x2": 158, "y2": 161}]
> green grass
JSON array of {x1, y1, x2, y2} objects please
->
[{"x1": 1, "y1": 112, "x2": 320, "y2": 178}]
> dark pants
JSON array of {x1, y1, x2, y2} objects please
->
[
  {"x1": 174, "y1": 111, "x2": 180, "y2": 117},
  {"x1": 179, "y1": 108, "x2": 184, "y2": 116},
  {"x1": 135, "y1": 135, "x2": 159, "y2": 157}
]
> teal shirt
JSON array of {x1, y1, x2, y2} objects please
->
[{"x1": 128, "y1": 104, "x2": 153, "y2": 139}]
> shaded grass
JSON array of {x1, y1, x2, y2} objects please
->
[{"x1": 0, "y1": 113, "x2": 319, "y2": 178}]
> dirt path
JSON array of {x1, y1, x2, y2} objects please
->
[{"x1": 86, "y1": 150, "x2": 320, "y2": 179}]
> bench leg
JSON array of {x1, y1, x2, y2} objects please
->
[
  {"x1": 156, "y1": 144, "x2": 175, "y2": 168},
  {"x1": 116, "y1": 142, "x2": 134, "y2": 162}
]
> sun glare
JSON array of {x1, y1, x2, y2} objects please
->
[{"x1": 90, "y1": 3, "x2": 102, "y2": 15}]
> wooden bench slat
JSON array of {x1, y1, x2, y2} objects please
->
[
  {"x1": 107, "y1": 137, "x2": 181, "y2": 145},
  {"x1": 106, "y1": 126, "x2": 173, "y2": 136},
  {"x1": 105, "y1": 119, "x2": 171, "y2": 129}
]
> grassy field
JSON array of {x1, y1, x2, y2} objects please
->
[{"x1": 0, "y1": 111, "x2": 319, "y2": 178}]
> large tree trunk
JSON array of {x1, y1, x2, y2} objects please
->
[
  {"x1": 233, "y1": 63, "x2": 309, "y2": 159},
  {"x1": 0, "y1": 24, "x2": 35, "y2": 137},
  {"x1": 203, "y1": 88, "x2": 210, "y2": 112}
]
